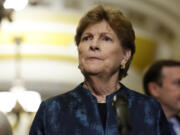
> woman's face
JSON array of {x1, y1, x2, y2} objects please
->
[{"x1": 78, "y1": 20, "x2": 130, "y2": 76}]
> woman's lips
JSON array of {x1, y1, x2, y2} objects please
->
[{"x1": 87, "y1": 57, "x2": 101, "y2": 60}]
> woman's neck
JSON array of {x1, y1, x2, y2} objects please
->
[{"x1": 83, "y1": 75, "x2": 120, "y2": 103}]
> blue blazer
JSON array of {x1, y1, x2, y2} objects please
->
[{"x1": 29, "y1": 83, "x2": 171, "y2": 135}]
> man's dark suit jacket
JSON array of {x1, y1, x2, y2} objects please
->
[{"x1": 29, "y1": 83, "x2": 171, "y2": 135}]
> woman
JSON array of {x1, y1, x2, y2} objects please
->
[{"x1": 29, "y1": 5, "x2": 171, "y2": 135}]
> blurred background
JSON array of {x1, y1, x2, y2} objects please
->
[{"x1": 0, "y1": 0, "x2": 180, "y2": 134}]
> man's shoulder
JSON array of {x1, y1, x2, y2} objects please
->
[{"x1": 175, "y1": 115, "x2": 180, "y2": 123}]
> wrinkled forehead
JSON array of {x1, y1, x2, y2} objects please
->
[{"x1": 82, "y1": 20, "x2": 115, "y2": 35}]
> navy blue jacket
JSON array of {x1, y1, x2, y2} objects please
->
[{"x1": 29, "y1": 83, "x2": 171, "y2": 135}]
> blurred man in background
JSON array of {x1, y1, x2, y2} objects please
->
[
  {"x1": 0, "y1": 111, "x2": 12, "y2": 135},
  {"x1": 143, "y1": 60, "x2": 180, "y2": 135}
]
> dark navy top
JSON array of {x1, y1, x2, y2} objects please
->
[
  {"x1": 98, "y1": 103, "x2": 107, "y2": 130},
  {"x1": 29, "y1": 83, "x2": 171, "y2": 135}
]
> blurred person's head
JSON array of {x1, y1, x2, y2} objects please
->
[
  {"x1": 75, "y1": 5, "x2": 135, "y2": 81},
  {"x1": 0, "y1": 111, "x2": 12, "y2": 135},
  {"x1": 143, "y1": 60, "x2": 180, "y2": 119}
]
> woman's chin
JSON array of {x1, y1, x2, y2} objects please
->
[
  {"x1": 82, "y1": 68, "x2": 103, "y2": 75},
  {"x1": 79, "y1": 64, "x2": 105, "y2": 75}
]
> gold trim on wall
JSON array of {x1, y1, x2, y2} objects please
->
[
  {"x1": 0, "y1": 54, "x2": 78, "y2": 62},
  {"x1": 0, "y1": 32, "x2": 74, "y2": 46}
]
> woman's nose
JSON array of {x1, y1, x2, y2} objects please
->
[{"x1": 89, "y1": 39, "x2": 100, "y2": 51}]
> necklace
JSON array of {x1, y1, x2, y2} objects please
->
[{"x1": 97, "y1": 99, "x2": 106, "y2": 103}]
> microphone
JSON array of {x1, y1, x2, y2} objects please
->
[{"x1": 113, "y1": 94, "x2": 132, "y2": 135}]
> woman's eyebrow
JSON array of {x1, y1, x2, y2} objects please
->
[{"x1": 101, "y1": 32, "x2": 113, "y2": 35}]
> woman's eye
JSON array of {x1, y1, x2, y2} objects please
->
[
  {"x1": 81, "y1": 36, "x2": 92, "y2": 41},
  {"x1": 103, "y1": 36, "x2": 112, "y2": 41},
  {"x1": 172, "y1": 80, "x2": 180, "y2": 86}
]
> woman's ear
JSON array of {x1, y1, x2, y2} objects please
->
[{"x1": 121, "y1": 50, "x2": 131, "y2": 65}]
